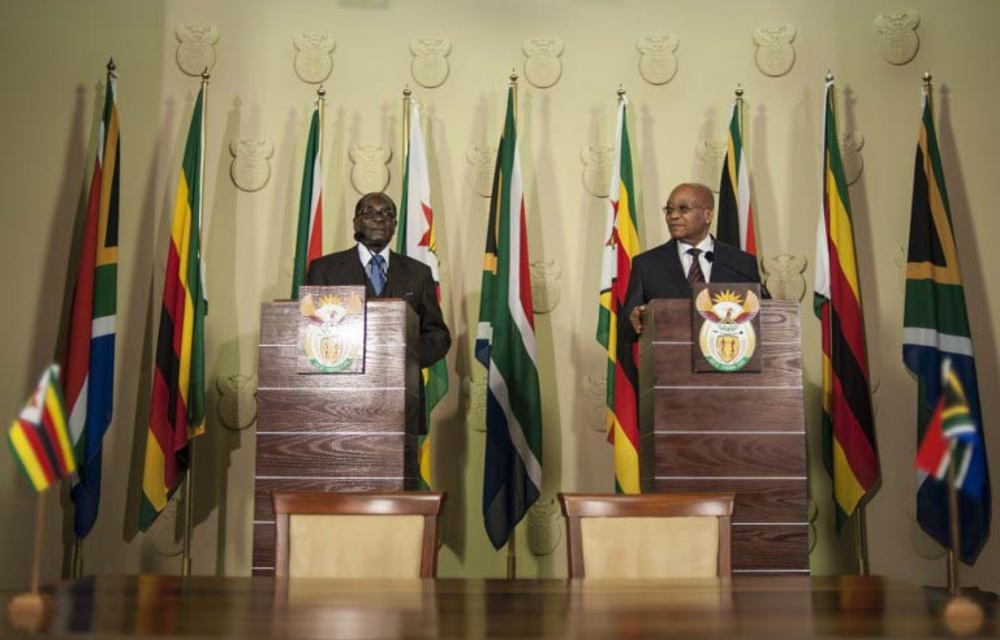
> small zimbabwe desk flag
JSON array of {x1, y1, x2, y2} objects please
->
[
  {"x1": 141, "y1": 88, "x2": 208, "y2": 530},
  {"x1": 8, "y1": 365, "x2": 76, "y2": 492}
]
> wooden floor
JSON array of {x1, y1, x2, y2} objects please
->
[{"x1": 1, "y1": 575, "x2": 996, "y2": 638}]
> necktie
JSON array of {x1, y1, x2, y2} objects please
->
[
  {"x1": 686, "y1": 248, "x2": 706, "y2": 286},
  {"x1": 368, "y1": 254, "x2": 386, "y2": 296}
]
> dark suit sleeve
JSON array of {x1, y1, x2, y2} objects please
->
[
  {"x1": 305, "y1": 259, "x2": 323, "y2": 285},
  {"x1": 741, "y1": 254, "x2": 771, "y2": 299},
  {"x1": 416, "y1": 267, "x2": 451, "y2": 368}
]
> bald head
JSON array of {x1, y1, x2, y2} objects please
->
[{"x1": 663, "y1": 183, "x2": 714, "y2": 245}]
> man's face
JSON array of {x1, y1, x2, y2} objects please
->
[
  {"x1": 353, "y1": 197, "x2": 397, "y2": 248},
  {"x1": 664, "y1": 186, "x2": 713, "y2": 245}
]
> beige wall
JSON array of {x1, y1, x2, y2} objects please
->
[{"x1": 1, "y1": 0, "x2": 997, "y2": 589}]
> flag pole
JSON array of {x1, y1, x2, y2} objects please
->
[
  {"x1": 402, "y1": 86, "x2": 412, "y2": 170},
  {"x1": 182, "y1": 68, "x2": 209, "y2": 578},
  {"x1": 920, "y1": 67, "x2": 961, "y2": 595},
  {"x1": 70, "y1": 56, "x2": 119, "y2": 581},
  {"x1": 8, "y1": 492, "x2": 48, "y2": 628},
  {"x1": 735, "y1": 84, "x2": 745, "y2": 141},
  {"x1": 317, "y1": 83, "x2": 326, "y2": 208},
  {"x1": 506, "y1": 68, "x2": 519, "y2": 581}
]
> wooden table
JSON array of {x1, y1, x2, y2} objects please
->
[{"x1": 1, "y1": 575, "x2": 995, "y2": 638}]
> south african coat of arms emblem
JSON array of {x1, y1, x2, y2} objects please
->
[
  {"x1": 693, "y1": 287, "x2": 761, "y2": 372},
  {"x1": 298, "y1": 287, "x2": 366, "y2": 374}
]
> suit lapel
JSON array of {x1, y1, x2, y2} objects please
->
[
  {"x1": 381, "y1": 251, "x2": 405, "y2": 298},
  {"x1": 661, "y1": 240, "x2": 688, "y2": 292}
]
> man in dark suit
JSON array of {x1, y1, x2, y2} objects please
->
[
  {"x1": 306, "y1": 192, "x2": 451, "y2": 432},
  {"x1": 619, "y1": 183, "x2": 765, "y2": 370}
]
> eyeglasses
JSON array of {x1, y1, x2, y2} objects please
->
[
  {"x1": 662, "y1": 204, "x2": 705, "y2": 216},
  {"x1": 357, "y1": 208, "x2": 396, "y2": 220}
]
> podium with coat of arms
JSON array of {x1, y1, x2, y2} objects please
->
[
  {"x1": 251, "y1": 288, "x2": 420, "y2": 576},
  {"x1": 638, "y1": 289, "x2": 809, "y2": 575}
]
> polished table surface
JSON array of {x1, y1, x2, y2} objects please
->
[{"x1": 1, "y1": 575, "x2": 996, "y2": 638}]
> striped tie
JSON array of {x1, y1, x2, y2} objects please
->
[
  {"x1": 368, "y1": 254, "x2": 386, "y2": 296},
  {"x1": 687, "y1": 248, "x2": 705, "y2": 286}
]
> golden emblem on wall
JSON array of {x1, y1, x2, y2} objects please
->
[
  {"x1": 753, "y1": 24, "x2": 796, "y2": 77},
  {"x1": 349, "y1": 145, "x2": 392, "y2": 194},
  {"x1": 522, "y1": 37, "x2": 564, "y2": 89},
  {"x1": 410, "y1": 37, "x2": 451, "y2": 88},
  {"x1": 875, "y1": 10, "x2": 920, "y2": 66},
  {"x1": 636, "y1": 33, "x2": 679, "y2": 86},
  {"x1": 695, "y1": 288, "x2": 760, "y2": 372},
  {"x1": 581, "y1": 145, "x2": 613, "y2": 198},
  {"x1": 293, "y1": 32, "x2": 336, "y2": 84},
  {"x1": 467, "y1": 145, "x2": 497, "y2": 198},
  {"x1": 229, "y1": 137, "x2": 274, "y2": 193},
  {"x1": 175, "y1": 23, "x2": 219, "y2": 76}
]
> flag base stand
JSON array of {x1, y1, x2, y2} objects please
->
[
  {"x1": 8, "y1": 492, "x2": 50, "y2": 632},
  {"x1": 6, "y1": 592, "x2": 49, "y2": 633}
]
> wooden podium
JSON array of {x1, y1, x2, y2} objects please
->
[
  {"x1": 251, "y1": 299, "x2": 420, "y2": 576},
  {"x1": 638, "y1": 299, "x2": 809, "y2": 575}
]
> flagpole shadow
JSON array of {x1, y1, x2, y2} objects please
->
[
  {"x1": 38, "y1": 82, "x2": 91, "y2": 579},
  {"x1": 423, "y1": 105, "x2": 468, "y2": 568},
  {"x1": 566, "y1": 100, "x2": 614, "y2": 496}
]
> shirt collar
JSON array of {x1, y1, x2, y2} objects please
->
[
  {"x1": 677, "y1": 235, "x2": 715, "y2": 255},
  {"x1": 357, "y1": 243, "x2": 391, "y2": 269}
]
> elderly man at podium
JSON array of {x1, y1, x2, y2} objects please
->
[
  {"x1": 618, "y1": 183, "x2": 766, "y2": 375},
  {"x1": 306, "y1": 192, "x2": 451, "y2": 432},
  {"x1": 621, "y1": 182, "x2": 765, "y2": 334}
]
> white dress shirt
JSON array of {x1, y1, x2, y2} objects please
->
[
  {"x1": 357, "y1": 243, "x2": 391, "y2": 272},
  {"x1": 677, "y1": 235, "x2": 715, "y2": 282}
]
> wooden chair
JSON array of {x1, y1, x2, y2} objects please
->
[
  {"x1": 557, "y1": 492, "x2": 734, "y2": 578},
  {"x1": 272, "y1": 491, "x2": 445, "y2": 578}
]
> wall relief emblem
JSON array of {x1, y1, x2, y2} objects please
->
[
  {"x1": 229, "y1": 138, "x2": 274, "y2": 193},
  {"x1": 293, "y1": 32, "x2": 336, "y2": 84},
  {"x1": 581, "y1": 145, "x2": 614, "y2": 198},
  {"x1": 349, "y1": 145, "x2": 391, "y2": 194},
  {"x1": 461, "y1": 376, "x2": 487, "y2": 432},
  {"x1": 582, "y1": 373, "x2": 607, "y2": 432},
  {"x1": 696, "y1": 140, "x2": 728, "y2": 193},
  {"x1": 216, "y1": 373, "x2": 258, "y2": 431},
  {"x1": 148, "y1": 493, "x2": 183, "y2": 557},
  {"x1": 636, "y1": 33, "x2": 679, "y2": 86},
  {"x1": 529, "y1": 260, "x2": 562, "y2": 313},
  {"x1": 527, "y1": 497, "x2": 561, "y2": 556},
  {"x1": 176, "y1": 23, "x2": 219, "y2": 76},
  {"x1": 753, "y1": 24, "x2": 796, "y2": 77},
  {"x1": 761, "y1": 254, "x2": 807, "y2": 302},
  {"x1": 839, "y1": 132, "x2": 864, "y2": 185},
  {"x1": 522, "y1": 37, "x2": 564, "y2": 89},
  {"x1": 875, "y1": 10, "x2": 920, "y2": 65},
  {"x1": 410, "y1": 38, "x2": 451, "y2": 88},
  {"x1": 466, "y1": 145, "x2": 497, "y2": 198}
]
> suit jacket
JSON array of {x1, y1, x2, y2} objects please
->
[
  {"x1": 306, "y1": 247, "x2": 452, "y2": 436},
  {"x1": 618, "y1": 237, "x2": 766, "y2": 382}
]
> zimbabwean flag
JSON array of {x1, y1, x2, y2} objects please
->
[
  {"x1": 141, "y1": 89, "x2": 208, "y2": 530},
  {"x1": 596, "y1": 97, "x2": 640, "y2": 494},
  {"x1": 812, "y1": 78, "x2": 879, "y2": 528}
]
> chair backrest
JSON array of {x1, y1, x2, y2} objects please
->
[
  {"x1": 557, "y1": 492, "x2": 734, "y2": 578},
  {"x1": 272, "y1": 491, "x2": 445, "y2": 578}
]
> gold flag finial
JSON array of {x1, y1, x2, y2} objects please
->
[
  {"x1": 825, "y1": 70, "x2": 834, "y2": 83},
  {"x1": 509, "y1": 68, "x2": 519, "y2": 85},
  {"x1": 922, "y1": 71, "x2": 933, "y2": 87},
  {"x1": 201, "y1": 67, "x2": 211, "y2": 82},
  {"x1": 735, "y1": 84, "x2": 744, "y2": 99},
  {"x1": 403, "y1": 85, "x2": 412, "y2": 99}
]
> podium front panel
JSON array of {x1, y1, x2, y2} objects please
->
[
  {"x1": 252, "y1": 300, "x2": 419, "y2": 576},
  {"x1": 639, "y1": 299, "x2": 809, "y2": 575}
]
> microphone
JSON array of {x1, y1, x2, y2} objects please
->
[{"x1": 703, "y1": 250, "x2": 771, "y2": 298}]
